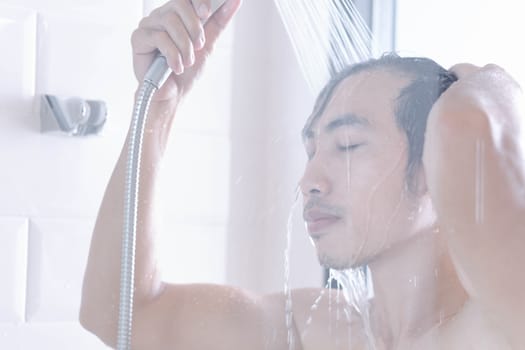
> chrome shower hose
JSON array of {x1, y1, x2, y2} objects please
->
[{"x1": 116, "y1": 55, "x2": 171, "y2": 350}]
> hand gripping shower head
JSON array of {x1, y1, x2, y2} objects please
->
[
  {"x1": 144, "y1": 0, "x2": 229, "y2": 89},
  {"x1": 116, "y1": 1, "x2": 228, "y2": 350}
]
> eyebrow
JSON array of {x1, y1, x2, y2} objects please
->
[{"x1": 302, "y1": 113, "x2": 370, "y2": 140}]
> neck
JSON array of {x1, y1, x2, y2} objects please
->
[{"x1": 365, "y1": 226, "x2": 467, "y2": 344}]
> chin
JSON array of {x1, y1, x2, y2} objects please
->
[
  {"x1": 317, "y1": 251, "x2": 361, "y2": 270},
  {"x1": 316, "y1": 241, "x2": 375, "y2": 270},
  {"x1": 312, "y1": 226, "x2": 376, "y2": 269}
]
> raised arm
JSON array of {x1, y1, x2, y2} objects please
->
[
  {"x1": 423, "y1": 63, "x2": 525, "y2": 347},
  {"x1": 77, "y1": 1, "x2": 286, "y2": 348}
]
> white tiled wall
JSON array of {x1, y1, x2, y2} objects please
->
[
  {"x1": 0, "y1": 218, "x2": 28, "y2": 323},
  {"x1": 0, "y1": 6, "x2": 36, "y2": 118},
  {"x1": 0, "y1": 322, "x2": 107, "y2": 350},
  {"x1": 0, "y1": 0, "x2": 234, "y2": 347},
  {"x1": 26, "y1": 218, "x2": 95, "y2": 322},
  {"x1": 0, "y1": 0, "x2": 143, "y2": 347}
]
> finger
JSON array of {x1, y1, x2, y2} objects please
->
[
  {"x1": 131, "y1": 26, "x2": 152, "y2": 55},
  {"x1": 165, "y1": 0, "x2": 206, "y2": 50},
  {"x1": 448, "y1": 63, "x2": 481, "y2": 79},
  {"x1": 149, "y1": 29, "x2": 184, "y2": 74},
  {"x1": 197, "y1": 0, "x2": 242, "y2": 57},
  {"x1": 481, "y1": 63, "x2": 506, "y2": 74},
  {"x1": 160, "y1": 11, "x2": 196, "y2": 67},
  {"x1": 191, "y1": 0, "x2": 213, "y2": 21},
  {"x1": 137, "y1": 15, "x2": 161, "y2": 31},
  {"x1": 141, "y1": 1, "x2": 205, "y2": 51}
]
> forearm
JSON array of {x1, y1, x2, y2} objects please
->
[
  {"x1": 79, "y1": 95, "x2": 179, "y2": 341},
  {"x1": 423, "y1": 66, "x2": 525, "y2": 229},
  {"x1": 424, "y1": 66, "x2": 525, "y2": 346}
]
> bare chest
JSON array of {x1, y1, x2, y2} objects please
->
[
  {"x1": 300, "y1": 302, "x2": 512, "y2": 350},
  {"x1": 401, "y1": 302, "x2": 512, "y2": 350}
]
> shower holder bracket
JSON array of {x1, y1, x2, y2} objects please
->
[{"x1": 40, "y1": 94, "x2": 107, "y2": 136}]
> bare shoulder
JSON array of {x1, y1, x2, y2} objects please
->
[
  {"x1": 132, "y1": 282, "x2": 294, "y2": 350},
  {"x1": 433, "y1": 300, "x2": 515, "y2": 350}
]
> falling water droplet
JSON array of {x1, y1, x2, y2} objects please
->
[
  {"x1": 284, "y1": 188, "x2": 302, "y2": 350},
  {"x1": 475, "y1": 139, "x2": 485, "y2": 224},
  {"x1": 330, "y1": 267, "x2": 378, "y2": 350}
]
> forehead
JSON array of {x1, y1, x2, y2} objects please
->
[{"x1": 304, "y1": 69, "x2": 410, "y2": 137}]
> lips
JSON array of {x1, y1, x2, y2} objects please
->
[{"x1": 303, "y1": 209, "x2": 341, "y2": 236}]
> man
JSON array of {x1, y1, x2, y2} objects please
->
[{"x1": 80, "y1": 0, "x2": 525, "y2": 348}]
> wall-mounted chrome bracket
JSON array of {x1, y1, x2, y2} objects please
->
[{"x1": 40, "y1": 94, "x2": 107, "y2": 136}]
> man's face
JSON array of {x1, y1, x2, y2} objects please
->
[{"x1": 300, "y1": 69, "x2": 429, "y2": 269}]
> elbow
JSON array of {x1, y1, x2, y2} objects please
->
[
  {"x1": 79, "y1": 302, "x2": 118, "y2": 349},
  {"x1": 78, "y1": 304, "x2": 96, "y2": 335}
]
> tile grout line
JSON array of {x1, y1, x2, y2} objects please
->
[{"x1": 23, "y1": 217, "x2": 31, "y2": 324}]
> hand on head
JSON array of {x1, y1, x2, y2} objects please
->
[
  {"x1": 448, "y1": 63, "x2": 480, "y2": 79},
  {"x1": 449, "y1": 62, "x2": 509, "y2": 81}
]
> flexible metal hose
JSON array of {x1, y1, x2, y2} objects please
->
[
  {"x1": 116, "y1": 3, "x2": 224, "y2": 346},
  {"x1": 116, "y1": 55, "x2": 171, "y2": 350}
]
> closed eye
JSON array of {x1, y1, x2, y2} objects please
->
[{"x1": 337, "y1": 143, "x2": 364, "y2": 152}]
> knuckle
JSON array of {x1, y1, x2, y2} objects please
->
[
  {"x1": 130, "y1": 28, "x2": 148, "y2": 47},
  {"x1": 138, "y1": 16, "x2": 149, "y2": 28},
  {"x1": 187, "y1": 20, "x2": 203, "y2": 42},
  {"x1": 161, "y1": 13, "x2": 193, "y2": 60},
  {"x1": 483, "y1": 63, "x2": 503, "y2": 73},
  {"x1": 151, "y1": 30, "x2": 167, "y2": 44},
  {"x1": 161, "y1": 11, "x2": 180, "y2": 29},
  {"x1": 130, "y1": 28, "x2": 140, "y2": 43},
  {"x1": 149, "y1": 6, "x2": 163, "y2": 18},
  {"x1": 166, "y1": 0, "x2": 184, "y2": 14}
]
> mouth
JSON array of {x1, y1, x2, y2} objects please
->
[{"x1": 303, "y1": 209, "x2": 342, "y2": 238}]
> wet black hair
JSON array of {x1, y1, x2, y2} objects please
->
[{"x1": 303, "y1": 53, "x2": 458, "y2": 193}]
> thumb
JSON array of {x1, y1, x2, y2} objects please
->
[{"x1": 202, "y1": 0, "x2": 242, "y2": 51}]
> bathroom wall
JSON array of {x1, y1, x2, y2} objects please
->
[
  {"x1": 395, "y1": 0, "x2": 525, "y2": 86},
  {"x1": 0, "y1": 1, "x2": 140, "y2": 348},
  {"x1": 224, "y1": 0, "x2": 322, "y2": 295},
  {"x1": 0, "y1": 0, "x2": 322, "y2": 348}
]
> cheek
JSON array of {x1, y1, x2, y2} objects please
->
[
  {"x1": 338, "y1": 153, "x2": 389, "y2": 199},
  {"x1": 345, "y1": 152, "x2": 409, "y2": 224}
]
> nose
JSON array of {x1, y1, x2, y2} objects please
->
[{"x1": 299, "y1": 155, "x2": 331, "y2": 197}]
